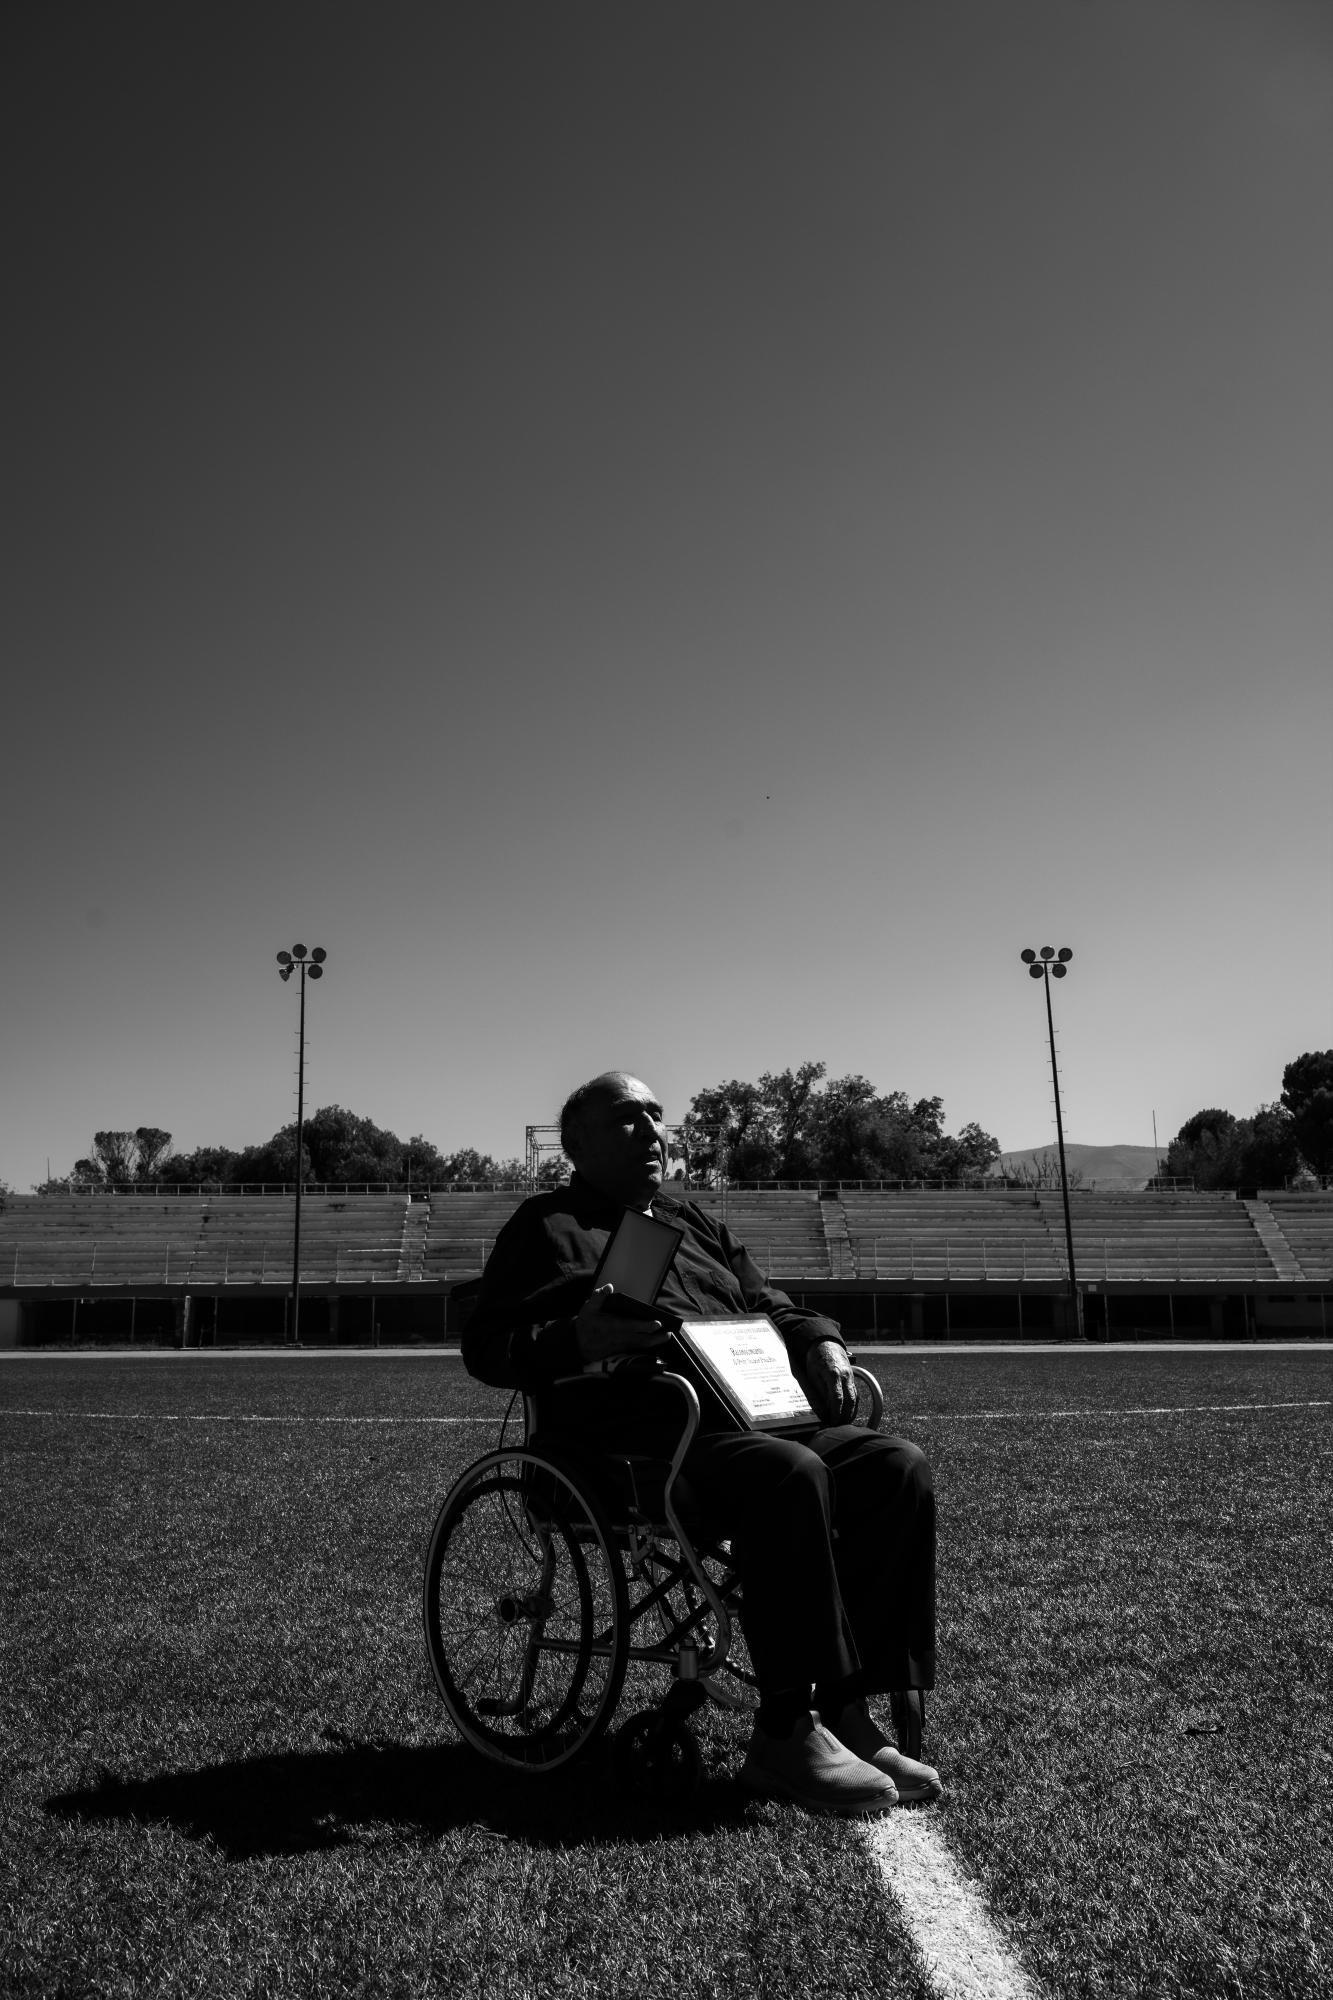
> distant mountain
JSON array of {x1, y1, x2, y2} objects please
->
[{"x1": 992, "y1": 1143, "x2": 1165, "y2": 1189}]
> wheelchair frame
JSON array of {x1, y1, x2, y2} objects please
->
[{"x1": 422, "y1": 1362, "x2": 888, "y2": 1793}]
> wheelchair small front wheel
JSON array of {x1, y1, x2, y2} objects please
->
[
  {"x1": 612, "y1": 1709, "x2": 703, "y2": 1801},
  {"x1": 423, "y1": 1449, "x2": 629, "y2": 1773}
]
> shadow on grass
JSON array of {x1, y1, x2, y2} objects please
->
[{"x1": 45, "y1": 1726, "x2": 755, "y2": 1860}]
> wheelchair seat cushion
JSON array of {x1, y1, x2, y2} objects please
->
[
  {"x1": 529, "y1": 1370, "x2": 695, "y2": 1465},
  {"x1": 526, "y1": 1431, "x2": 707, "y2": 1532}
]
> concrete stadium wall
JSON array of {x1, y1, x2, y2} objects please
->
[{"x1": 8, "y1": 1281, "x2": 1327, "y2": 1348}]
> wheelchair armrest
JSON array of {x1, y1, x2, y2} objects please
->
[
  {"x1": 529, "y1": 1368, "x2": 730, "y2": 1670},
  {"x1": 851, "y1": 1362, "x2": 885, "y2": 1431}
]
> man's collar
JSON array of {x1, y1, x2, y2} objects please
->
[
  {"x1": 567, "y1": 1170, "x2": 623, "y2": 1215},
  {"x1": 567, "y1": 1169, "x2": 683, "y2": 1217}
]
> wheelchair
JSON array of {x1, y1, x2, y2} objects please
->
[{"x1": 422, "y1": 1358, "x2": 918, "y2": 1797}]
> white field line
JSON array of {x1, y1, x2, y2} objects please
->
[
  {"x1": 0, "y1": 1409, "x2": 498, "y2": 1424},
  {"x1": 921, "y1": 1399, "x2": 1330, "y2": 1420},
  {"x1": 851, "y1": 1341, "x2": 1333, "y2": 1355},
  {"x1": 862, "y1": 1816, "x2": 1040, "y2": 2000},
  {"x1": 2, "y1": 1342, "x2": 1328, "y2": 1362},
  {"x1": 1, "y1": 1400, "x2": 1328, "y2": 1426}
]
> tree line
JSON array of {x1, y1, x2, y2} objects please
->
[
  {"x1": 679, "y1": 1063, "x2": 1000, "y2": 1182},
  {"x1": 37, "y1": 1109, "x2": 537, "y2": 1192},
  {"x1": 24, "y1": 1049, "x2": 1330, "y2": 1195},
  {"x1": 1159, "y1": 1051, "x2": 1333, "y2": 1189},
  {"x1": 30, "y1": 1062, "x2": 1001, "y2": 1192}
]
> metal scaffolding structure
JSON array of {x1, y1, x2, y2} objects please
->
[{"x1": 524, "y1": 1123, "x2": 719, "y2": 1187}]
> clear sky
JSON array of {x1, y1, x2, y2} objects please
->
[{"x1": 3, "y1": 0, "x2": 1330, "y2": 1190}]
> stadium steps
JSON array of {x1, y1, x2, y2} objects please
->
[
  {"x1": 1258, "y1": 1193, "x2": 1333, "y2": 1283},
  {"x1": 1242, "y1": 1200, "x2": 1304, "y2": 1282},
  {"x1": 398, "y1": 1201, "x2": 430, "y2": 1281},
  {"x1": 818, "y1": 1193, "x2": 856, "y2": 1281}
]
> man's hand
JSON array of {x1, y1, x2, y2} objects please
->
[
  {"x1": 802, "y1": 1339, "x2": 860, "y2": 1425},
  {"x1": 573, "y1": 1285, "x2": 671, "y2": 1365}
]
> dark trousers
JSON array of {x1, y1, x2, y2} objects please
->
[
  {"x1": 680, "y1": 1425, "x2": 936, "y2": 1699},
  {"x1": 532, "y1": 1378, "x2": 935, "y2": 1701}
]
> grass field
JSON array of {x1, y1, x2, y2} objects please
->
[{"x1": 2, "y1": 1347, "x2": 1330, "y2": 1999}]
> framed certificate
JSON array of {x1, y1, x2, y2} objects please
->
[{"x1": 670, "y1": 1316, "x2": 819, "y2": 1434}]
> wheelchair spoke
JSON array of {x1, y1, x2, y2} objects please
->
[{"x1": 424, "y1": 1454, "x2": 630, "y2": 1771}]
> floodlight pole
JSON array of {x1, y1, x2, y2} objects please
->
[
  {"x1": 277, "y1": 945, "x2": 327, "y2": 1346},
  {"x1": 1021, "y1": 948, "x2": 1085, "y2": 1341}
]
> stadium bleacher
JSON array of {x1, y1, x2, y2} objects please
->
[
  {"x1": 838, "y1": 1188, "x2": 1064, "y2": 1282},
  {"x1": 0, "y1": 1193, "x2": 411, "y2": 1286},
  {"x1": 188, "y1": 1195, "x2": 409, "y2": 1284},
  {"x1": 686, "y1": 1188, "x2": 832, "y2": 1279},
  {"x1": 1036, "y1": 1192, "x2": 1277, "y2": 1282},
  {"x1": 0, "y1": 1195, "x2": 206, "y2": 1287},
  {"x1": 419, "y1": 1191, "x2": 526, "y2": 1279},
  {"x1": 1, "y1": 1189, "x2": 1329, "y2": 1347}
]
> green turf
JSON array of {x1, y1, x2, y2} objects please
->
[
  {"x1": 2, "y1": 1350, "x2": 1330, "y2": 1998},
  {"x1": 872, "y1": 1347, "x2": 1333, "y2": 2000},
  {"x1": 1, "y1": 1356, "x2": 929, "y2": 2000}
]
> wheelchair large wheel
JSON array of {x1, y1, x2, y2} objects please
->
[{"x1": 423, "y1": 1449, "x2": 630, "y2": 1773}]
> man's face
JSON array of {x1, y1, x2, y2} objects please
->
[{"x1": 568, "y1": 1074, "x2": 667, "y2": 1208}]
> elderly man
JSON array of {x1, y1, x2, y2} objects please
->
[{"x1": 462, "y1": 1070, "x2": 941, "y2": 1815}]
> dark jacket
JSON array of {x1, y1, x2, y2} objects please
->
[{"x1": 462, "y1": 1173, "x2": 844, "y2": 1421}]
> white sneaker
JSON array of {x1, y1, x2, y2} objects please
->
[
  {"x1": 740, "y1": 1711, "x2": 898, "y2": 1816},
  {"x1": 822, "y1": 1697, "x2": 943, "y2": 1802}
]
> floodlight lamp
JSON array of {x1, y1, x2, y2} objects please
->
[
  {"x1": 280, "y1": 966, "x2": 292, "y2": 982},
  {"x1": 277, "y1": 951, "x2": 292, "y2": 965},
  {"x1": 1029, "y1": 963, "x2": 1044, "y2": 979},
  {"x1": 1058, "y1": 947, "x2": 1072, "y2": 962},
  {"x1": 311, "y1": 948, "x2": 327, "y2": 963},
  {"x1": 1052, "y1": 962, "x2": 1066, "y2": 977},
  {"x1": 1040, "y1": 946, "x2": 1054, "y2": 960},
  {"x1": 1020, "y1": 948, "x2": 1036, "y2": 964},
  {"x1": 308, "y1": 964, "x2": 323, "y2": 979},
  {"x1": 293, "y1": 944, "x2": 307, "y2": 960}
]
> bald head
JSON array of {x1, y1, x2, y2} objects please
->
[{"x1": 560, "y1": 1072, "x2": 667, "y2": 1208}]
